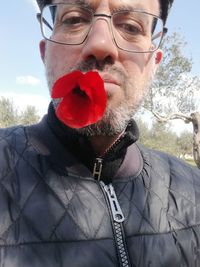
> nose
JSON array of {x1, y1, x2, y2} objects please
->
[{"x1": 81, "y1": 17, "x2": 119, "y2": 63}]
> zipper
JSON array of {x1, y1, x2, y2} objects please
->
[
  {"x1": 93, "y1": 158, "x2": 103, "y2": 180},
  {"x1": 103, "y1": 183, "x2": 125, "y2": 223},
  {"x1": 101, "y1": 182, "x2": 130, "y2": 267},
  {"x1": 92, "y1": 130, "x2": 129, "y2": 265},
  {"x1": 92, "y1": 130, "x2": 126, "y2": 181}
]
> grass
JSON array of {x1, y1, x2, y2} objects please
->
[{"x1": 185, "y1": 159, "x2": 197, "y2": 167}]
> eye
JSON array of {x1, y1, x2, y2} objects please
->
[
  {"x1": 113, "y1": 13, "x2": 145, "y2": 37},
  {"x1": 116, "y1": 22, "x2": 143, "y2": 35},
  {"x1": 60, "y1": 10, "x2": 91, "y2": 27},
  {"x1": 62, "y1": 15, "x2": 89, "y2": 25}
]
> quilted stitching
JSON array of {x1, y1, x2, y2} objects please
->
[
  {"x1": 115, "y1": 146, "x2": 200, "y2": 237},
  {"x1": 0, "y1": 126, "x2": 112, "y2": 246},
  {"x1": 1, "y1": 123, "x2": 200, "y2": 266}
]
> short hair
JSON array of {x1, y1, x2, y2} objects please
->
[
  {"x1": 160, "y1": 0, "x2": 174, "y2": 24},
  {"x1": 36, "y1": 0, "x2": 174, "y2": 25}
]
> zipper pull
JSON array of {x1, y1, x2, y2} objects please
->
[
  {"x1": 103, "y1": 184, "x2": 125, "y2": 223},
  {"x1": 93, "y1": 158, "x2": 103, "y2": 181}
]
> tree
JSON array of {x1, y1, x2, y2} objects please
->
[
  {"x1": 136, "y1": 118, "x2": 151, "y2": 145},
  {"x1": 137, "y1": 119, "x2": 195, "y2": 166},
  {"x1": 0, "y1": 97, "x2": 18, "y2": 127},
  {"x1": 150, "y1": 121, "x2": 178, "y2": 155},
  {"x1": 143, "y1": 31, "x2": 200, "y2": 167},
  {"x1": 0, "y1": 97, "x2": 40, "y2": 127},
  {"x1": 19, "y1": 105, "x2": 40, "y2": 125},
  {"x1": 176, "y1": 131, "x2": 193, "y2": 158},
  {"x1": 137, "y1": 119, "x2": 179, "y2": 156},
  {"x1": 144, "y1": 32, "x2": 197, "y2": 114}
]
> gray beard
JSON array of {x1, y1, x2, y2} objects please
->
[
  {"x1": 74, "y1": 104, "x2": 133, "y2": 136},
  {"x1": 45, "y1": 58, "x2": 153, "y2": 137},
  {"x1": 51, "y1": 94, "x2": 144, "y2": 137},
  {"x1": 76, "y1": 107, "x2": 130, "y2": 137}
]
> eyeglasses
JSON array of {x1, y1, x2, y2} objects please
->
[{"x1": 37, "y1": 3, "x2": 167, "y2": 53}]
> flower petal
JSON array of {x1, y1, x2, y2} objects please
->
[
  {"x1": 56, "y1": 93, "x2": 93, "y2": 128},
  {"x1": 53, "y1": 70, "x2": 107, "y2": 128},
  {"x1": 51, "y1": 71, "x2": 83, "y2": 98}
]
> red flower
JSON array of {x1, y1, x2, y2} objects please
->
[{"x1": 51, "y1": 71, "x2": 107, "y2": 128}]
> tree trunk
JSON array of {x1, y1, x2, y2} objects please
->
[
  {"x1": 190, "y1": 112, "x2": 200, "y2": 168},
  {"x1": 151, "y1": 110, "x2": 200, "y2": 168}
]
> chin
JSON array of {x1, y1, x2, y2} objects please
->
[{"x1": 75, "y1": 104, "x2": 135, "y2": 137}]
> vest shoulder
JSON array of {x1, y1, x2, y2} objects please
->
[{"x1": 138, "y1": 143, "x2": 200, "y2": 183}]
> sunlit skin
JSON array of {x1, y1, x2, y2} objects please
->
[{"x1": 39, "y1": 0, "x2": 162, "y2": 156}]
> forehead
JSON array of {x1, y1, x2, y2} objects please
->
[{"x1": 53, "y1": 0, "x2": 160, "y2": 15}]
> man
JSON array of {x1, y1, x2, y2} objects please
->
[{"x1": 0, "y1": 0, "x2": 200, "y2": 266}]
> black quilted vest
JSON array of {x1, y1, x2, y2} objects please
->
[{"x1": 0, "y1": 114, "x2": 200, "y2": 267}]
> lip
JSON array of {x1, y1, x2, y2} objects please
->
[{"x1": 101, "y1": 74, "x2": 121, "y2": 86}]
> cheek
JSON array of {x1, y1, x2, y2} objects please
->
[
  {"x1": 121, "y1": 54, "x2": 155, "y2": 98},
  {"x1": 45, "y1": 44, "x2": 81, "y2": 80},
  {"x1": 122, "y1": 55, "x2": 155, "y2": 94},
  {"x1": 122, "y1": 52, "x2": 153, "y2": 76}
]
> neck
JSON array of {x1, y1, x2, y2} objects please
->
[{"x1": 89, "y1": 131, "x2": 125, "y2": 157}]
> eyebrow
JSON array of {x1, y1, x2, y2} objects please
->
[
  {"x1": 59, "y1": 0, "x2": 146, "y2": 9},
  {"x1": 60, "y1": 0, "x2": 92, "y2": 7},
  {"x1": 53, "y1": 0, "x2": 95, "y2": 13},
  {"x1": 53, "y1": 1, "x2": 159, "y2": 16},
  {"x1": 112, "y1": 4, "x2": 160, "y2": 17}
]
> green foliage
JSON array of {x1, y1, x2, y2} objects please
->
[
  {"x1": 0, "y1": 97, "x2": 18, "y2": 127},
  {"x1": 19, "y1": 105, "x2": 40, "y2": 126},
  {"x1": 141, "y1": 31, "x2": 200, "y2": 168},
  {"x1": 138, "y1": 119, "x2": 178, "y2": 155},
  {"x1": 0, "y1": 97, "x2": 40, "y2": 128},
  {"x1": 176, "y1": 131, "x2": 193, "y2": 156},
  {"x1": 144, "y1": 31, "x2": 199, "y2": 115},
  {"x1": 137, "y1": 119, "x2": 193, "y2": 159}
]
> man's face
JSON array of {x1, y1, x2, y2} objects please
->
[{"x1": 40, "y1": 0, "x2": 162, "y2": 136}]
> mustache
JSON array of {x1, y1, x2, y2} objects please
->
[
  {"x1": 69, "y1": 57, "x2": 128, "y2": 83},
  {"x1": 73, "y1": 57, "x2": 113, "y2": 72}
]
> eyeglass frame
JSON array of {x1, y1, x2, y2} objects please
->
[{"x1": 37, "y1": 3, "x2": 168, "y2": 54}]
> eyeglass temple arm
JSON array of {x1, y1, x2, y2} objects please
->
[
  {"x1": 152, "y1": 27, "x2": 168, "y2": 41},
  {"x1": 36, "y1": 13, "x2": 53, "y2": 31}
]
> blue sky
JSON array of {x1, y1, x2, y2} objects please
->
[{"x1": 0, "y1": 0, "x2": 200, "y2": 118}]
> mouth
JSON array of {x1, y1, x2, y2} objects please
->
[{"x1": 101, "y1": 74, "x2": 121, "y2": 86}]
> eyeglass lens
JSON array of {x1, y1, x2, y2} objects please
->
[{"x1": 40, "y1": 4, "x2": 164, "y2": 53}]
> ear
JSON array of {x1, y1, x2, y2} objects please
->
[
  {"x1": 39, "y1": 39, "x2": 46, "y2": 63},
  {"x1": 154, "y1": 49, "x2": 163, "y2": 65}
]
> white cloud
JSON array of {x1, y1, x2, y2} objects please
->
[
  {"x1": 0, "y1": 92, "x2": 50, "y2": 117},
  {"x1": 16, "y1": 75, "x2": 40, "y2": 86}
]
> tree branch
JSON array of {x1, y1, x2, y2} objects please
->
[{"x1": 152, "y1": 111, "x2": 192, "y2": 123}]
